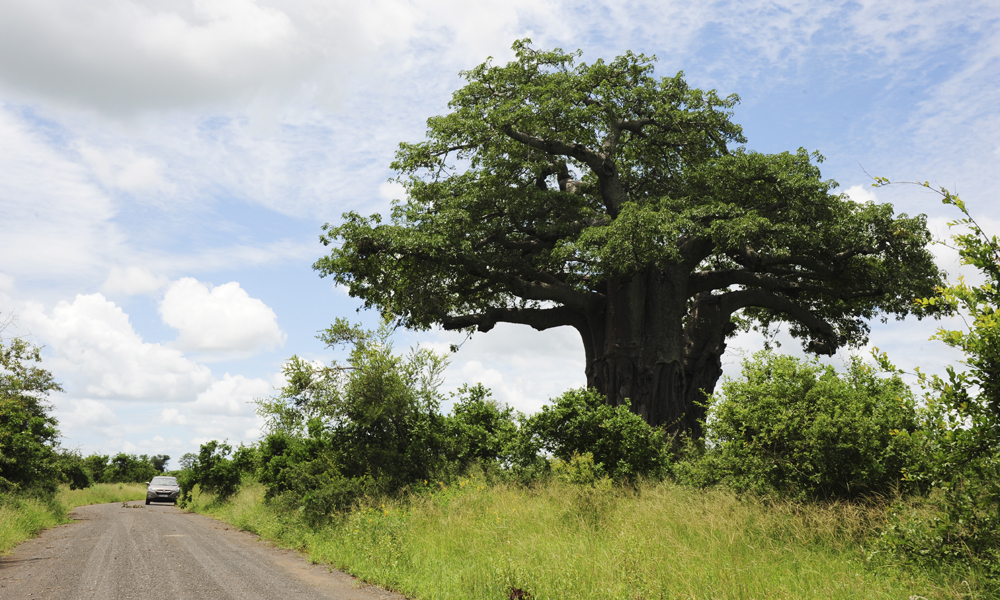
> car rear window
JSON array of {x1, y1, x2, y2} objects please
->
[{"x1": 151, "y1": 477, "x2": 178, "y2": 485}]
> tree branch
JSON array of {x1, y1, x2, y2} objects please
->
[
  {"x1": 440, "y1": 305, "x2": 585, "y2": 333},
  {"x1": 719, "y1": 289, "x2": 841, "y2": 354}
]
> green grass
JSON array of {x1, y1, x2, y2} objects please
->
[
  {"x1": 57, "y1": 482, "x2": 147, "y2": 507},
  {"x1": 0, "y1": 494, "x2": 65, "y2": 554},
  {"x1": 0, "y1": 483, "x2": 147, "y2": 555},
  {"x1": 188, "y1": 477, "x2": 984, "y2": 599}
]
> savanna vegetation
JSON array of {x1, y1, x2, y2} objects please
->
[
  {"x1": 4, "y1": 42, "x2": 999, "y2": 600},
  {"x1": 1, "y1": 318, "x2": 170, "y2": 553},
  {"x1": 316, "y1": 40, "x2": 943, "y2": 434},
  {"x1": 175, "y1": 46, "x2": 999, "y2": 597}
]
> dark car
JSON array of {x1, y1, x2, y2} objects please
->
[{"x1": 146, "y1": 476, "x2": 180, "y2": 505}]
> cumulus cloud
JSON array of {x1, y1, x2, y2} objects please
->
[
  {"x1": 170, "y1": 374, "x2": 270, "y2": 444},
  {"x1": 844, "y1": 184, "x2": 879, "y2": 204},
  {"x1": 0, "y1": 0, "x2": 301, "y2": 112},
  {"x1": 187, "y1": 373, "x2": 271, "y2": 416},
  {"x1": 54, "y1": 398, "x2": 121, "y2": 438},
  {"x1": 159, "y1": 277, "x2": 285, "y2": 356},
  {"x1": 418, "y1": 323, "x2": 585, "y2": 415},
  {"x1": 21, "y1": 293, "x2": 214, "y2": 401}
]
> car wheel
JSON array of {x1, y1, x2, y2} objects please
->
[{"x1": 145, "y1": 499, "x2": 150, "y2": 505}]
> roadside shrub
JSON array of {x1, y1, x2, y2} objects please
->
[
  {"x1": 180, "y1": 440, "x2": 242, "y2": 503},
  {"x1": 82, "y1": 454, "x2": 109, "y2": 483},
  {"x1": 254, "y1": 319, "x2": 449, "y2": 519},
  {"x1": 703, "y1": 351, "x2": 919, "y2": 500},
  {"x1": 101, "y1": 453, "x2": 159, "y2": 484},
  {"x1": 519, "y1": 388, "x2": 669, "y2": 481},
  {"x1": 55, "y1": 451, "x2": 92, "y2": 490},
  {"x1": 444, "y1": 383, "x2": 518, "y2": 470},
  {"x1": 866, "y1": 191, "x2": 1000, "y2": 580},
  {"x1": 0, "y1": 335, "x2": 63, "y2": 496}
]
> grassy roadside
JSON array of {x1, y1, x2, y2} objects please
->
[
  {"x1": 0, "y1": 483, "x2": 147, "y2": 555},
  {"x1": 187, "y1": 478, "x2": 980, "y2": 599}
]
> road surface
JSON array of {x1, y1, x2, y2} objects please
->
[{"x1": 0, "y1": 502, "x2": 406, "y2": 600}]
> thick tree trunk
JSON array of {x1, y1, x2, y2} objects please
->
[{"x1": 581, "y1": 268, "x2": 730, "y2": 438}]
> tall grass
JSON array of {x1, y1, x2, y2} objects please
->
[
  {"x1": 190, "y1": 478, "x2": 981, "y2": 599},
  {"x1": 58, "y1": 482, "x2": 147, "y2": 507},
  {"x1": 0, "y1": 483, "x2": 147, "y2": 555},
  {"x1": 0, "y1": 494, "x2": 65, "y2": 554}
]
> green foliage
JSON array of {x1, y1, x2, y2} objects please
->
[
  {"x1": 0, "y1": 333, "x2": 63, "y2": 496},
  {"x1": 700, "y1": 351, "x2": 918, "y2": 500},
  {"x1": 315, "y1": 41, "x2": 942, "y2": 432},
  {"x1": 871, "y1": 183, "x2": 1000, "y2": 577},
  {"x1": 100, "y1": 453, "x2": 160, "y2": 484},
  {"x1": 82, "y1": 454, "x2": 109, "y2": 483},
  {"x1": 519, "y1": 388, "x2": 669, "y2": 481},
  {"x1": 149, "y1": 454, "x2": 170, "y2": 473},
  {"x1": 443, "y1": 383, "x2": 518, "y2": 470},
  {"x1": 550, "y1": 452, "x2": 612, "y2": 488},
  {"x1": 254, "y1": 319, "x2": 449, "y2": 518},
  {"x1": 55, "y1": 451, "x2": 93, "y2": 490},
  {"x1": 179, "y1": 440, "x2": 242, "y2": 503}
]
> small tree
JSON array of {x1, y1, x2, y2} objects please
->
[
  {"x1": 444, "y1": 383, "x2": 518, "y2": 470},
  {"x1": 255, "y1": 319, "x2": 449, "y2": 516},
  {"x1": 873, "y1": 181, "x2": 1000, "y2": 575},
  {"x1": 179, "y1": 441, "x2": 241, "y2": 503},
  {"x1": 102, "y1": 453, "x2": 158, "y2": 483},
  {"x1": 0, "y1": 328, "x2": 63, "y2": 495}
]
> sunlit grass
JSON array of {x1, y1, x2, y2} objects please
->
[
  {"x1": 0, "y1": 483, "x2": 148, "y2": 555},
  {"x1": 0, "y1": 495, "x2": 64, "y2": 554},
  {"x1": 191, "y1": 478, "x2": 983, "y2": 599},
  {"x1": 57, "y1": 482, "x2": 147, "y2": 507}
]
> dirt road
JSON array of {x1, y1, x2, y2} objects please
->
[{"x1": 0, "y1": 502, "x2": 406, "y2": 600}]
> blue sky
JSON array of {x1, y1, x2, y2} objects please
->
[{"x1": 1, "y1": 0, "x2": 997, "y2": 463}]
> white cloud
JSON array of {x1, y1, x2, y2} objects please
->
[
  {"x1": 0, "y1": 0, "x2": 300, "y2": 112},
  {"x1": 160, "y1": 407, "x2": 188, "y2": 426},
  {"x1": 0, "y1": 0, "x2": 563, "y2": 114},
  {"x1": 187, "y1": 373, "x2": 271, "y2": 416},
  {"x1": 844, "y1": 184, "x2": 879, "y2": 204},
  {"x1": 159, "y1": 277, "x2": 286, "y2": 356},
  {"x1": 77, "y1": 142, "x2": 170, "y2": 194},
  {"x1": 417, "y1": 323, "x2": 586, "y2": 415},
  {"x1": 54, "y1": 398, "x2": 120, "y2": 438},
  {"x1": 171, "y1": 373, "x2": 270, "y2": 444},
  {"x1": 0, "y1": 107, "x2": 126, "y2": 284},
  {"x1": 21, "y1": 293, "x2": 214, "y2": 401},
  {"x1": 101, "y1": 266, "x2": 170, "y2": 296}
]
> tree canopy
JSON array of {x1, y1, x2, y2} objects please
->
[
  {"x1": 315, "y1": 41, "x2": 943, "y2": 433},
  {"x1": 1, "y1": 323, "x2": 63, "y2": 494}
]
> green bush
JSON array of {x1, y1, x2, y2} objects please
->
[
  {"x1": 179, "y1": 440, "x2": 243, "y2": 503},
  {"x1": 55, "y1": 451, "x2": 92, "y2": 490},
  {"x1": 101, "y1": 453, "x2": 159, "y2": 484},
  {"x1": 701, "y1": 351, "x2": 918, "y2": 500},
  {"x1": 444, "y1": 383, "x2": 518, "y2": 470},
  {"x1": 870, "y1": 187, "x2": 1000, "y2": 579},
  {"x1": 254, "y1": 319, "x2": 449, "y2": 519},
  {"x1": 0, "y1": 335, "x2": 63, "y2": 496},
  {"x1": 519, "y1": 388, "x2": 669, "y2": 481}
]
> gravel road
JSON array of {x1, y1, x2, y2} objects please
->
[{"x1": 0, "y1": 502, "x2": 406, "y2": 600}]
